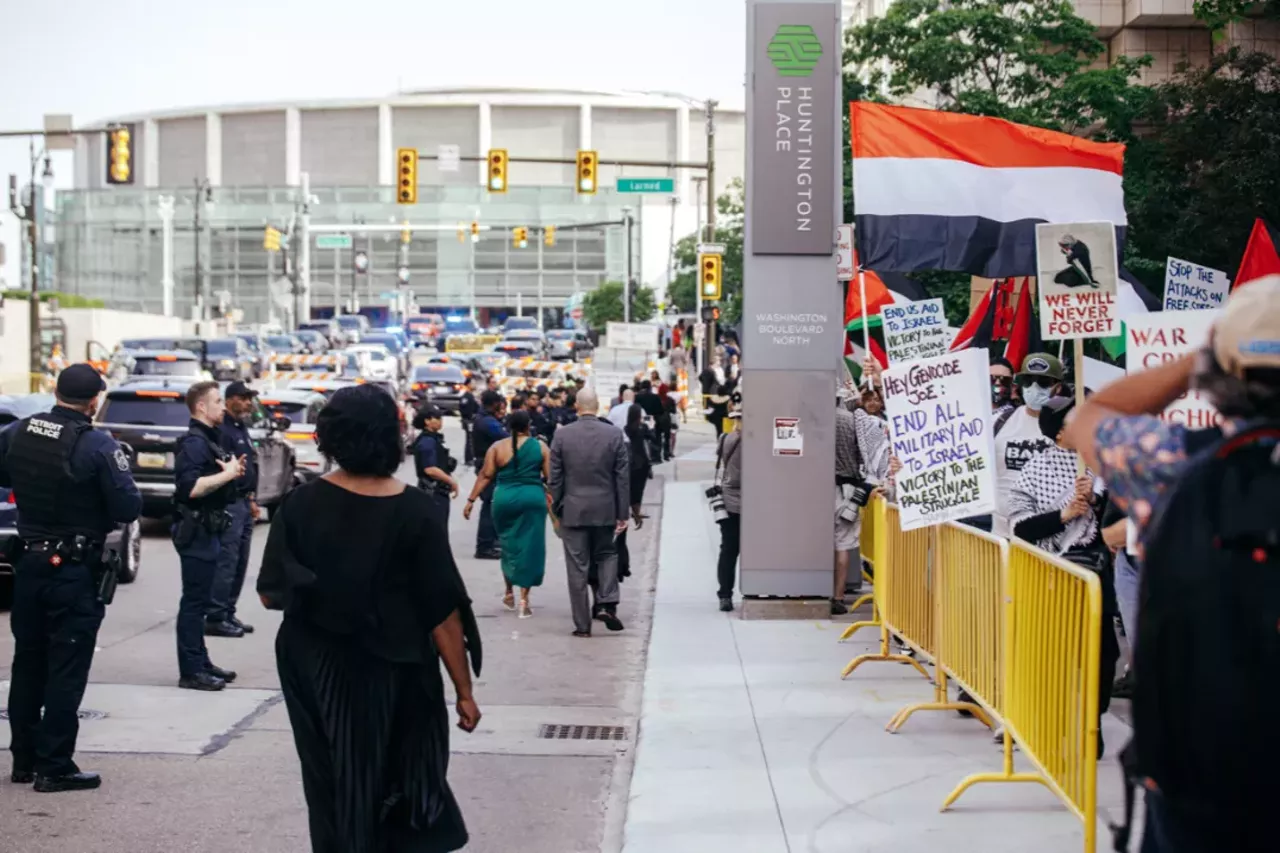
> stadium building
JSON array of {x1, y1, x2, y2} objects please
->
[{"x1": 58, "y1": 87, "x2": 745, "y2": 325}]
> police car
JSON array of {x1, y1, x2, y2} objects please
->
[
  {"x1": 258, "y1": 390, "x2": 331, "y2": 482},
  {"x1": 121, "y1": 349, "x2": 207, "y2": 382},
  {"x1": 0, "y1": 395, "x2": 142, "y2": 594},
  {"x1": 406, "y1": 363, "x2": 468, "y2": 412},
  {"x1": 94, "y1": 379, "x2": 297, "y2": 519}
]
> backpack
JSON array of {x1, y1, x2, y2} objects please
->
[{"x1": 1115, "y1": 423, "x2": 1280, "y2": 851}]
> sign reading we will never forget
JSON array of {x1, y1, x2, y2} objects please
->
[
  {"x1": 881, "y1": 347, "x2": 996, "y2": 531},
  {"x1": 881, "y1": 298, "x2": 948, "y2": 365},
  {"x1": 1127, "y1": 310, "x2": 1222, "y2": 430},
  {"x1": 1035, "y1": 221, "x2": 1120, "y2": 340}
]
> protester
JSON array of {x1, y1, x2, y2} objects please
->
[
  {"x1": 615, "y1": 404, "x2": 652, "y2": 583},
  {"x1": 464, "y1": 410, "x2": 548, "y2": 619},
  {"x1": 608, "y1": 389, "x2": 635, "y2": 429},
  {"x1": 1064, "y1": 277, "x2": 1280, "y2": 853},
  {"x1": 833, "y1": 359, "x2": 891, "y2": 616},
  {"x1": 714, "y1": 395, "x2": 743, "y2": 611},
  {"x1": 992, "y1": 353, "x2": 1064, "y2": 537},
  {"x1": 656, "y1": 383, "x2": 677, "y2": 461},
  {"x1": 258, "y1": 384, "x2": 481, "y2": 853}
]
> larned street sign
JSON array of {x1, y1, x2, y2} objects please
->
[
  {"x1": 616, "y1": 177, "x2": 675, "y2": 194},
  {"x1": 315, "y1": 234, "x2": 352, "y2": 250}
]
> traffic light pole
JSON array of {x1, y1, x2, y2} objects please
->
[
  {"x1": 704, "y1": 99, "x2": 718, "y2": 374},
  {"x1": 623, "y1": 209, "x2": 634, "y2": 323}
]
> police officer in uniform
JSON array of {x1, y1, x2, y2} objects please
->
[
  {"x1": 1, "y1": 364, "x2": 141, "y2": 792},
  {"x1": 459, "y1": 381, "x2": 480, "y2": 466},
  {"x1": 411, "y1": 404, "x2": 459, "y2": 524},
  {"x1": 205, "y1": 381, "x2": 259, "y2": 638},
  {"x1": 172, "y1": 381, "x2": 245, "y2": 692},
  {"x1": 471, "y1": 390, "x2": 509, "y2": 559}
]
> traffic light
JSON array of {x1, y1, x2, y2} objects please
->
[
  {"x1": 699, "y1": 253, "x2": 723, "y2": 301},
  {"x1": 106, "y1": 124, "x2": 135, "y2": 185},
  {"x1": 701, "y1": 305, "x2": 720, "y2": 322},
  {"x1": 544, "y1": 225, "x2": 556, "y2": 247},
  {"x1": 513, "y1": 226, "x2": 528, "y2": 249},
  {"x1": 457, "y1": 222, "x2": 466, "y2": 244},
  {"x1": 470, "y1": 221, "x2": 480, "y2": 243},
  {"x1": 396, "y1": 148, "x2": 417, "y2": 204},
  {"x1": 487, "y1": 149, "x2": 508, "y2": 193},
  {"x1": 576, "y1": 150, "x2": 598, "y2": 194},
  {"x1": 263, "y1": 226, "x2": 281, "y2": 252},
  {"x1": 401, "y1": 221, "x2": 411, "y2": 244}
]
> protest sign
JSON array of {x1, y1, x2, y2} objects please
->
[
  {"x1": 881, "y1": 298, "x2": 948, "y2": 365},
  {"x1": 881, "y1": 347, "x2": 996, "y2": 531},
  {"x1": 1163, "y1": 257, "x2": 1230, "y2": 312},
  {"x1": 1127, "y1": 310, "x2": 1221, "y2": 430},
  {"x1": 1036, "y1": 222, "x2": 1119, "y2": 340}
]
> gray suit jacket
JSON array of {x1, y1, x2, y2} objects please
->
[{"x1": 549, "y1": 414, "x2": 630, "y2": 528}]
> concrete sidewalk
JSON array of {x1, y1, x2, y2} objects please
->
[{"x1": 621, "y1": 481, "x2": 1134, "y2": 853}]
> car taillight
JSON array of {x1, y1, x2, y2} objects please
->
[
  {"x1": 454, "y1": 384, "x2": 467, "y2": 391},
  {"x1": 413, "y1": 383, "x2": 425, "y2": 390},
  {"x1": 566, "y1": 341, "x2": 574, "y2": 349}
]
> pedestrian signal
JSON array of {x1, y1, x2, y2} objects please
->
[
  {"x1": 513, "y1": 226, "x2": 528, "y2": 249},
  {"x1": 701, "y1": 305, "x2": 720, "y2": 322},
  {"x1": 576, "y1": 150, "x2": 597, "y2": 194},
  {"x1": 397, "y1": 148, "x2": 417, "y2": 204},
  {"x1": 699, "y1": 253, "x2": 723, "y2": 301},
  {"x1": 488, "y1": 149, "x2": 508, "y2": 193},
  {"x1": 106, "y1": 124, "x2": 135, "y2": 185}
]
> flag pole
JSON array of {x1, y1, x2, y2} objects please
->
[
  {"x1": 858, "y1": 268, "x2": 871, "y2": 387},
  {"x1": 1074, "y1": 337, "x2": 1086, "y2": 476}
]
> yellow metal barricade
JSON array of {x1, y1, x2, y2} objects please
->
[
  {"x1": 838, "y1": 499, "x2": 880, "y2": 642},
  {"x1": 886, "y1": 522, "x2": 1004, "y2": 732},
  {"x1": 841, "y1": 500, "x2": 931, "y2": 681},
  {"x1": 942, "y1": 540, "x2": 1103, "y2": 853}
]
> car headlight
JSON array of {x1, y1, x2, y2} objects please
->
[{"x1": 219, "y1": 359, "x2": 235, "y2": 367}]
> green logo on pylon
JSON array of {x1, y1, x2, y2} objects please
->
[{"x1": 766, "y1": 24, "x2": 823, "y2": 77}]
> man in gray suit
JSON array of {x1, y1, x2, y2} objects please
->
[{"x1": 549, "y1": 387, "x2": 630, "y2": 636}]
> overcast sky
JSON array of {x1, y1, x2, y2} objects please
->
[{"x1": 0, "y1": 0, "x2": 749, "y2": 191}]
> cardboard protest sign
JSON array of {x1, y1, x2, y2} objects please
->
[
  {"x1": 1163, "y1": 257, "x2": 1230, "y2": 312},
  {"x1": 881, "y1": 347, "x2": 996, "y2": 531},
  {"x1": 1126, "y1": 310, "x2": 1221, "y2": 430},
  {"x1": 1036, "y1": 222, "x2": 1119, "y2": 340},
  {"x1": 882, "y1": 298, "x2": 948, "y2": 365}
]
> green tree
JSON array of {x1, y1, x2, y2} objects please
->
[
  {"x1": 1193, "y1": 0, "x2": 1280, "y2": 29},
  {"x1": 669, "y1": 179, "x2": 745, "y2": 324},
  {"x1": 582, "y1": 281, "x2": 656, "y2": 329},
  {"x1": 1124, "y1": 48, "x2": 1280, "y2": 281}
]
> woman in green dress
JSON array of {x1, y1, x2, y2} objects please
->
[{"x1": 463, "y1": 409, "x2": 548, "y2": 618}]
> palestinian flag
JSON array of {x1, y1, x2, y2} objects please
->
[
  {"x1": 845, "y1": 332, "x2": 888, "y2": 385},
  {"x1": 843, "y1": 258, "x2": 896, "y2": 329},
  {"x1": 1099, "y1": 268, "x2": 1162, "y2": 360},
  {"x1": 1234, "y1": 218, "x2": 1280, "y2": 288},
  {"x1": 949, "y1": 277, "x2": 1041, "y2": 368}
]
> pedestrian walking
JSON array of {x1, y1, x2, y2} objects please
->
[
  {"x1": 548, "y1": 388, "x2": 629, "y2": 636},
  {"x1": 206, "y1": 381, "x2": 259, "y2": 639},
  {"x1": 608, "y1": 389, "x2": 635, "y2": 428},
  {"x1": 1, "y1": 364, "x2": 141, "y2": 792},
  {"x1": 412, "y1": 404, "x2": 459, "y2": 525},
  {"x1": 464, "y1": 409, "x2": 547, "y2": 618},
  {"x1": 258, "y1": 384, "x2": 481, "y2": 853},
  {"x1": 172, "y1": 381, "x2": 245, "y2": 692},
  {"x1": 470, "y1": 391, "x2": 509, "y2": 560},
  {"x1": 615, "y1": 404, "x2": 652, "y2": 583},
  {"x1": 713, "y1": 403, "x2": 743, "y2": 611}
]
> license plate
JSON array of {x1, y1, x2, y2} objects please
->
[{"x1": 137, "y1": 452, "x2": 168, "y2": 469}]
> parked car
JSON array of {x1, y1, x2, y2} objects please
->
[
  {"x1": 501, "y1": 329, "x2": 548, "y2": 358},
  {"x1": 405, "y1": 363, "x2": 469, "y2": 412},
  {"x1": 343, "y1": 344, "x2": 397, "y2": 381},
  {"x1": 294, "y1": 329, "x2": 331, "y2": 355},
  {"x1": 0, "y1": 395, "x2": 142, "y2": 589},
  {"x1": 124, "y1": 350, "x2": 207, "y2": 380},
  {"x1": 335, "y1": 314, "x2": 370, "y2": 344},
  {"x1": 95, "y1": 380, "x2": 296, "y2": 520},
  {"x1": 502, "y1": 316, "x2": 539, "y2": 334},
  {"x1": 546, "y1": 328, "x2": 593, "y2": 362},
  {"x1": 205, "y1": 337, "x2": 256, "y2": 381},
  {"x1": 258, "y1": 390, "x2": 329, "y2": 482}
]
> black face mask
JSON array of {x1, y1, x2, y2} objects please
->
[{"x1": 991, "y1": 378, "x2": 1013, "y2": 408}]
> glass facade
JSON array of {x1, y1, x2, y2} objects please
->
[{"x1": 52, "y1": 184, "x2": 641, "y2": 325}]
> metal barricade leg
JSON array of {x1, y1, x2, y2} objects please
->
[
  {"x1": 887, "y1": 667, "x2": 995, "y2": 733},
  {"x1": 941, "y1": 728, "x2": 1050, "y2": 810},
  {"x1": 841, "y1": 624, "x2": 931, "y2": 680}
]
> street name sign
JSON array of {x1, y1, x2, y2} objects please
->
[
  {"x1": 315, "y1": 234, "x2": 352, "y2": 250},
  {"x1": 616, "y1": 177, "x2": 675, "y2": 194}
]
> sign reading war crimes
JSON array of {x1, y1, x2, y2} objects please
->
[
  {"x1": 750, "y1": 4, "x2": 838, "y2": 255},
  {"x1": 1127, "y1": 310, "x2": 1222, "y2": 429},
  {"x1": 881, "y1": 298, "x2": 948, "y2": 365},
  {"x1": 1163, "y1": 257, "x2": 1230, "y2": 312},
  {"x1": 882, "y1": 348, "x2": 996, "y2": 531},
  {"x1": 1035, "y1": 221, "x2": 1120, "y2": 340}
]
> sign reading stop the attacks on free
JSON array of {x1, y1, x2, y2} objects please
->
[{"x1": 1126, "y1": 310, "x2": 1222, "y2": 430}]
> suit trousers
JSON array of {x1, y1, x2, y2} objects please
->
[{"x1": 561, "y1": 526, "x2": 619, "y2": 633}]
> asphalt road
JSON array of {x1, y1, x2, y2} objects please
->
[{"x1": 0, "y1": 417, "x2": 699, "y2": 853}]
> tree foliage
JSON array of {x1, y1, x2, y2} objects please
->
[
  {"x1": 1193, "y1": 0, "x2": 1280, "y2": 29},
  {"x1": 582, "y1": 280, "x2": 656, "y2": 329},
  {"x1": 844, "y1": 0, "x2": 1151, "y2": 139},
  {"x1": 1124, "y1": 48, "x2": 1280, "y2": 279},
  {"x1": 669, "y1": 180, "x2": 745, "y2": 324}
]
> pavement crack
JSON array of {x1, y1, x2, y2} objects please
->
[{"x1": 199, "y1": 691, "x2": 285, "y2": 757}]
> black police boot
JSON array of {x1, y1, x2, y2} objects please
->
[
  {"x1": 229, "y1": 617, "x2": 255, "y2": 634},
  {"x1": 11, "y1": 769, "x2": 34, "y2": 784},
  {"x1": 204, "y1": 620, "x2": 246, "y2": 638},
  {"x1": 178, "y1": 672, "x2": 226, "y2": 691},
  {"x1": 33, "y1": 771, "x2": 101, "y2": 793},
  {"x1": 206, "y1": 664, "x2": 238, "y2": 684}
]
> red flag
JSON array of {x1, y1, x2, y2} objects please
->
[
  {"x1": 1003, "y1": 278, "x2": 1040, "y2": 370},
  {"x1": 843, "y1": 252, "x2": 896, "y2": 326},
  {"x1": 1234, "y1": 218, "x2": 1280, "y2": 288}
]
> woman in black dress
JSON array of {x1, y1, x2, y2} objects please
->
[{"x1": 258, "y1": 384, "x2": 482, "y2": 853}]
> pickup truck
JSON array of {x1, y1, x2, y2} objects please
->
[{"x1": 94, "y1": 379, "x2": 297, "y2": 520}]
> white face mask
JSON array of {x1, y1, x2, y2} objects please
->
[{"x1": 1023, "y1": 383, "x2": 1054, "y2": 410}]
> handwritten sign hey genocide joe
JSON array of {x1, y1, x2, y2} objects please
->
[
  {"x1": 1163, "y1": 257, "x2": 1230, "y2": 312},
  {"x1": 881, "y1": 348, "x2": 996, "y2": 531},
  {"x1": 881, "y1": 298, "x2": 948, "y2": 365},
  {"x1": 1035, "y1": 221, "x2": 1120, "y2": 340},
  {"x1": 1126, "y1": 310, "x2": 1221, "y2": 430}
]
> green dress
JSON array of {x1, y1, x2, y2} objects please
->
[{"x1": 491, "y1": 437, "x2": 548, "y2": 589}]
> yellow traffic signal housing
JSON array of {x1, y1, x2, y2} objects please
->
[
  {"x1": 513, "y1": 226, "x2": 528, "y2": 249},
  {"x1": 488, "y1": 149, "x2": 509, "y2": 193},
  {"x1": 396, "y1": 148, "x2": 417, "y2": 204},
  {"x1": 576, "y1": 150, "x2": 598, "y2": 194},
  {"x1": 699, "y1": 253, "x2": 723, "y2": 301},
  {"x1": 106, "y1": 124, "x2": 135, "y2": 185},
  {"x1": 401, "y1": 221, "x2": 411, "y2": 244},
  {"x1": 457, "y1": 222, "x2": 467, "y2": 244},
  {"x1": 470, "y1": 221, "x2": 480, "y2": 242},
  {"x1": 263, "y1": 226, "x2": 281, "y2": 252},
  {"x1": 544, "y1": 225, "x2": 556, "y2": 247}
]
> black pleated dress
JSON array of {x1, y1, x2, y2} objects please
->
[{"x1": 258, "y1": 480, "x2": 482, "y2": 853}]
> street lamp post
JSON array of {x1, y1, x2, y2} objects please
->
[
  {"x1": 8, "y1": 140, "x2": 53, "y2": 391},
  {"x1": 622, "y1": 207, "x2": 634, "y2": 323},
  {"x1": 192, "y1": 178, "x2": 212, "y2": 323}
]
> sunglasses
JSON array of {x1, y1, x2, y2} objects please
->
[
  {"x1": 1016, "y1": 375, "x2": 1058, "y2": 389},
  {"x1": 991, "y1": 376, "x2": 1013, "y2": 387}
]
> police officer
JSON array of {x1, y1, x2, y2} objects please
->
[
  {"x1": 0, "y1": 363, "x2": 141, "y2": 792},
  {"x1": 471, "y1": 390, "x2": 509, "y2": 559},
  {"x1": 411, "y1": 404, "x2": 459, "y2": 524},
  {"x1": 459, "y1": 380, "x2": 480, "y2": 466},
  {"x1": 205, "y1": 381, "x2": 259, "y2": 638},
  {"x1": 172, "y1": 381, "x2": 245, "y2": 692}
]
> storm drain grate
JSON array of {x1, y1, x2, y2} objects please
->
[
  {"x1": 538, "y1": 724, "x2": 629, "y2": 741},
  {"x1": 0, "y1": 709, "x2": 107, "y2": 721}
]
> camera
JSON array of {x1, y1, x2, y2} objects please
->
[{"x1": 705, "y1": 484, "x2": 729, "y2": 522}]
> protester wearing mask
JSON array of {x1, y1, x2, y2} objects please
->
[{"x1": 991, "y1": 353, "x2": 1063, "y2": 538}]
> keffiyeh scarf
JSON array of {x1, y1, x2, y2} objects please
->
[
  {"x1": 1008, "y1": 445, "x2": 1099, "y2": 555},
  {"x1": 854, "y1": 408, "x2": 890, "y2": 482}
]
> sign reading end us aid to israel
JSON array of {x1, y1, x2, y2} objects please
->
[
  {"x1": 882, "y1": 298, "x2": 948, "y2": 365},
  {"x1": 1035, "y1": 221, "x2": 1120, "y2": 340},
  {"x1": 750, "y1": 3, "x2": 839, "y2": 255},
  {"x1": 1127, "y1": 310, "x2": 1222, "y2": 430},
  {"x1": 881, "y1": 347, "x2": 996, "y2": 531}
]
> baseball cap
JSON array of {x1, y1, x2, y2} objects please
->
[
  {"x1": 55, "y1": 363, "x2": 107, "y2": 401},
  {"x1": 225, "y1": 380, "x2": 259, "y2": 399},
  {"x1": 1213, "y1": 275, "x2": 1280, "y2": 378},
  {"x1": 417, "y1": 403, "x2": 444, "y2": 420},
  {"x1": 1016, "y1": 353, "x2": 1065, "y2": 383}
]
